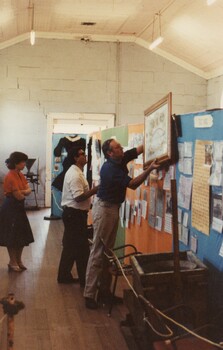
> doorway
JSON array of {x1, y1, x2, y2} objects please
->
[{"x1": 45, "y1": 113, "x2": 115, "y2": 206}]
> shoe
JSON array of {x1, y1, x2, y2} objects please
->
[
  {"x1": 8, "y1": 264, "x2": 22, "y2": 272},
  {"x1": 57, "y1": 277, "x2": 79, "y2": 284},
  {"x1": 98, "y1": 292, "x2": 123, "y2": 305},
  {"x1": 85, "y1": 297, "x2": 98, "y2": 310},
  {"x1": 112, "y1": 295, "x2": 123, "y2": 304},
  {"x1": 18, "y1": 263, "x2": 27, "y2": 270},
  {"x1": 120, "y1": 314, "x2": 134, "y2": 327}
]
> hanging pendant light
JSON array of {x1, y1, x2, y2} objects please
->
[
  {"x1": 149, "y1": 12, "x2": 163, "y2": 50},
  {"x1": 30, "y1": 29, "x2": 35, "y2": 45},
  {"x1": 29, "y1": 2, "x2": 35, "y2": 45}
]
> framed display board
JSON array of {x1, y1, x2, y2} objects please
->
[{"x1": 144, "y1": 92, "x2": 172, "y2": 168}]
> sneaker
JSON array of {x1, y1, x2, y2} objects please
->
[{"x1": 85, "y1": 297, "x2": 98, "y2": 310}]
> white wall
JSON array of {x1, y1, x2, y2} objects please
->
[
  {"x1": 0, "y1": 39, "x2": 208, "y2": 206},
  {"x1": 118, "y1": 43, "x2": 207, "y2": 125},
  {"x1": 207, "y1": 75, "x2": 223, "y2": 109}
]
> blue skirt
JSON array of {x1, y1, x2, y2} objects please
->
[{"x1": 0, "y1": 197, "x2": 34, "y2": 247}]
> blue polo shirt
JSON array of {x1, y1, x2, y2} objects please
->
[{"x1": 97, "y1": 148, "x2": 138, "y2": 204}]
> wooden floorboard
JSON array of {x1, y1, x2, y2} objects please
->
[{"x1": 0, "y1": 209, "x2": 131, "y2": 350}]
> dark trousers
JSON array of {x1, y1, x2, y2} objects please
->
[{"x1": 57, "y1": 207, "x2": 90, "y2": 286}]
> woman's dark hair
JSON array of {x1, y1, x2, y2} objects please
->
[
  {"x1": 102, "y1": 138, "x2": 114, "y2": 159},
  {"x1": 6, "y1": 152, "x2": 28, "y2": 169},
  {"x1": 5, "y1": 158, "x2": 10, "y2": 168}
]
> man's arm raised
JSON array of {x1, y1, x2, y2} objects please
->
[{"x1": 128, "y1": 160, "x2": 159, "y2": 190}]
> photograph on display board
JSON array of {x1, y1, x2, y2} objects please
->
[
  {"x1": 211, "y1": 193, "x2": 223, "y2": 234},
  {"x1": 144, "y1": 92, "x2": 172, "y2": 168}
]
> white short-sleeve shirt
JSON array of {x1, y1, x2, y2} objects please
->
[{"x1": 61, "y1": 165, "x2": 91, "y2": 211}]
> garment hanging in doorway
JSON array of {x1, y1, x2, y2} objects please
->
[{"x1": 52, "y1": 136, "x2": 86, "y2": 191}]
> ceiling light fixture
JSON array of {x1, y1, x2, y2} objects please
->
[
  {"x1": 30, "y1": 29, "x2": 35, "y2": 45},
  {"x1": 29, "y1": 2, "x2": 35, "y2": 45},
  {"x1": 149, "y1": 12, "x2": 163, "y2": 50}
]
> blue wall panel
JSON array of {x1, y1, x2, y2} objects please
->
[{"x1": 177, "y1": 109, "x2": 223, "y2": 314}]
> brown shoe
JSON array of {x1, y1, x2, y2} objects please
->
[
  {"x1": 8, "y1": 264, "x2": 22, "y2": 272},
  {"x1": 18, "y1": 263, "x2": 27, "y2": 270}
]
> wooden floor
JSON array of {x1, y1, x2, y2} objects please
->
[{"x1": 0, "y1": 209, "x2": 131, "y2": 350}]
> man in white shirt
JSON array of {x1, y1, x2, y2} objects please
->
[{"x1": 57, "y1": 146, "x2": 97, "y2": 286}]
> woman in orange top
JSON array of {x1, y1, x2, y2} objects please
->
[{"x1": 0, "y1": 152, "x2": 34, "y2": 272}]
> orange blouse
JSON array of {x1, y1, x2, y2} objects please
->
[{"x1": 3, "y1": 170, "x2": 28, "y2": 196}]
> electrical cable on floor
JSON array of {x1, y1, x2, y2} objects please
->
[
  {"x1": 112, "y1": 251, "x2": 223, "y2": 349},
  {"x1": 52, "y1": 190, "x2": 63, "y2": 212},
  {"x1": 0, "y1": 314, "x2": 6, "y2": 349},
  {"x1": 0, "y1": 314, "x2": 6, "y2": 324}
]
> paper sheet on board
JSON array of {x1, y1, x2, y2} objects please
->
[{"x1": 192, "y1": 140, "x2": 212, "y2": 235}]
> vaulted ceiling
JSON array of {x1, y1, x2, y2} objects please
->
[{"x1": 0, "y1": 0, "x2": 222, "y2": 79}]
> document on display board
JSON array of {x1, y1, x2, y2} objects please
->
[
  {"x1": 183, "y1": 212, "x2": 189, "y2": 227},
  {"x1": 141, "y1": 189, "x2": 148, "y2": 219},
  {"x1": 178, "y1": 208, "x2": 182, "y2": 223},
  {"x1": 148, "y1": 214, "x2": 156, "y2": 228},
  {"x1": 211, "y1": 193, "x2": 223, "y2": 233},
  {"x1": 178, "y1": 143, "x2": 184, "y2": 159},
  {"x1": 125, "y1": 200, "x2": 131, "y2": 228},
  {"x1": 128, "y1": 132, "x2": 144, "y2": 165},
  {"x1": 155, "y1": 216, "x2": 162, "y2": 231},
  {"x1": 119, "y1": 201, "x2": 125, "y2": 227},
  {"x1": 177, "y1": 175, "x2": 193, "y2": 210},
  {"x1": 163, "y1": 166, "x2": 175, "y2": 191},
  {"x1": 192, "y1": 140, "x2": 212, "y2": 236},
  {"x1": 209, "y1": 161, "x2": 222, "y2": 186},
  {"x1": 212, "y1": 218, "x2": 223, "y2": 234},
  {"x1": 183, "y1": 158, "x2": 193, "y2": 175},
  {"x1": 219, "y1": 240, "x2": 223, "y2": 258},
  {"x1": 178, "y1": 223, "x2": 182, "y2": 241},
  {"x1": 190, "y1": 235, "x2": 198, "y2": 253},
  {"x1": 130, "y1": 204, "x2": 135, "y2": 225},
  {"x1": 208, "y1": 141, "x2": 223, "y2": 186},
  {"x1": 137, "y1": 201, "x2": 142, "y2": 226},
  {"x1": 181, "y1": 226, "x2": 189, "y2": 246},
  {"x1": 184, "y1": 142, "x2": 193, "y2": 157},
  {"x1": 149, "y1": 186, "x2": 156, "y2": 216},
  {"x1": 164, "y1": 213, "x2": 172, "y2": 234},
  {"x1": 142, "y1": 200, "x2": 147, "y2": 219},
  {"x1": 156, "y1": 189, "x2": 164, "y2": 217}
]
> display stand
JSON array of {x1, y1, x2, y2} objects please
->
[{"x1": 24, "y1": 158, "x2": 39, "y2": 210}]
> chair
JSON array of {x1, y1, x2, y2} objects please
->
[{"x1": 104, "y1": 244, "x2": 142, "y2": 316}]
